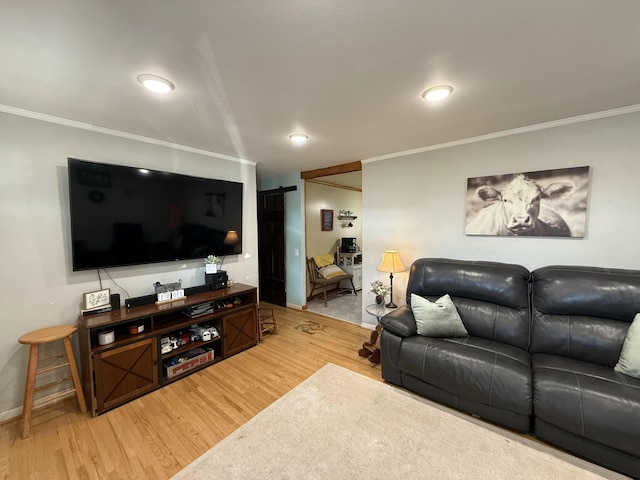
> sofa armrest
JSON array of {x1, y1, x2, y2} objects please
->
[{"x1": 380, "y1": 305, "x2": 417, "y2": 337}]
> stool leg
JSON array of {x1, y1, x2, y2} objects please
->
[
  {"x1": 62, "y1": 337, "x2": 87, "y2": 414},
  {"x1": 22, "y1": 344, "x2": 39, "y2": 438}
]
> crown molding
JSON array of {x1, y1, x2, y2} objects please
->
[
  {"x1": 0, "y1": 104, "x2": 255, "y2": 166},
  {"x1": 362, "y1": 104, "x2": 640, "y2": 164}
]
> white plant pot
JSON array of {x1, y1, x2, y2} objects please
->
[{"x1": 205, "y1": 264, "x2": 217, "y2": 274}]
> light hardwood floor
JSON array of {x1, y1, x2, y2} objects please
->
[{"x1": 0, "y1": 306, "x2": 379, "y2": 480}]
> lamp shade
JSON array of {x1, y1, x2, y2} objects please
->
[
  {"x1": 377, "y1": 250, "x2": 406, "y2": 274},
  {"x1": 224, "y1": 230, "x2": 239, "y2": 245}
]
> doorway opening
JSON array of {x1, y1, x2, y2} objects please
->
[{"x1": 301, "y1": 163, "x2": 363, "y2": 325}]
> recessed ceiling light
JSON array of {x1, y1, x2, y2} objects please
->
[
  {"x1": 421, "y1": 85, "x2": 453, "y2": 102},
  {"x1": 137, "y1": 74, "x2": 175, "y2": 93},
  {"x1": 289, "y1": 133, "x2": 309, "y2": 144}
]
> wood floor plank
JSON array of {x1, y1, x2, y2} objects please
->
[{"x1": 1, "y1": 306, "x2": 379, "y2": 479}]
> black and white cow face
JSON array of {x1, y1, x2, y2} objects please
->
[{"x1": 476, "y1": 174, "x2": 575, "y2": 235}]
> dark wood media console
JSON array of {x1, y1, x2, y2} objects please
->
[{"x1": 78, "y1": 283, "x2": 258, "y2": 416}]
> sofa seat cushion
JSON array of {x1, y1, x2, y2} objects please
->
[
  {"x1": 532, "y1": 353, "x2": 640, "y2": 458},
  {"x1": 398, "y1": 335, "x2": 532, "y2": 415}
]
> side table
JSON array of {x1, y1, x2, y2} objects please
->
[{"x1": 358, "y1": 304, "x2": 394, "y2": 364}]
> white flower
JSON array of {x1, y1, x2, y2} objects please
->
[{"x1": 369, "y1": 280, "x2": 390, "y2": 296}]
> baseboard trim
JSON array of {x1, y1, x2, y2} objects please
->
[{"x1": 0, "y1": 405, "x2": 22, "y2": 424}]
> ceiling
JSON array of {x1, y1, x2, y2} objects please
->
[{"x1": 2, "y1": 1, "x2": 640, "y2": 182}]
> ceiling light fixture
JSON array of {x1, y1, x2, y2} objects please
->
[
  {"x1": 289, "y1": 133, "x2": 309, "y2": 144},
  {"x1": 421, "y1": 85, "x2": 453, "y2": 102},
  {"x1": 137, "y1": 74, "x2": 175, "y2": 93}
]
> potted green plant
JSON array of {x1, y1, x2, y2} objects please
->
[{"x1": 205, "y1": 255, "x2": 219, "y2": 274}]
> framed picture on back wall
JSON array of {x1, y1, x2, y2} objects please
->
[
  {"x1": 465, "y1": 166, "x2": 589, "y2": 237},
  {"x1": 321, "y1": 209, "x2": 333, "y2": 231}
]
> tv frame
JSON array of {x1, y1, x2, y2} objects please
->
[{"x1": 68, "y1": 158, "x2": 243, "y2": 271}]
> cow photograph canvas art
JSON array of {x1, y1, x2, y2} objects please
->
[{"x1": 465, "y1": 166, "x2": 589, "y2": 237}]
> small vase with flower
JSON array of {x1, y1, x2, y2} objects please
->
[{"x1": 370, "y1": 280, "x2": 390, "y2": 307}]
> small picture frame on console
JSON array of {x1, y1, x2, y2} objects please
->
[{"x1": 83, "y1": 288, "x2": 111, "y2": 311}]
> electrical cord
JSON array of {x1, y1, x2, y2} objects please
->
[{"x1": 101, "y1": 268, "x2": 131, "y2": 298}]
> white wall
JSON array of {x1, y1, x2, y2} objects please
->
[
  {"x1": 305, "y1": 181, "x2": 362, "y2": 258},
  {"x1": 362, "y1": 111, "x2": 640, "y2": 327},
  {"x1": 0, "y1": 112, "x2": 258, "y2": 419}
]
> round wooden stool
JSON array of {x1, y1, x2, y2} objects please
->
[{"x1": 18, "y1": 325, "x2": 87, "y2": 438}]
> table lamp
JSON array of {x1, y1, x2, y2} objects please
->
[
  {"x1": 377, "y1": 250, "x2": 406, "y2": 308},
  {"x1": 224, "y1": 230, "x2": 239, "y2": 246},
  {"x1": 217, "y1": 230, "x2": 240, "y2": 268}
]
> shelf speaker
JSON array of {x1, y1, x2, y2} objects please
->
[
  {"x1": 124, "y1": 294, "x2": 157, "y2": 309},
  {"x1": 206, "y1": 270, "x2": 228, "y2": 290},
  {"x1": 110, "y1": 293, "x2": 121, "y2": 309},
  {"x1": 184, "y1": 284, "x2": 210, "y2": 296}
]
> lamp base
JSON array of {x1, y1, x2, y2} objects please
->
[{"x1": 385, "y1": 301, "x2": 398, "y2": 309}]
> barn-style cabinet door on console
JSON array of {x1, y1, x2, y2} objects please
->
[
  {"x1": 223, "y1": 308, "x2": 257, "y2": 357},
  {"x1": 94, "y1": 337, "x2": 158, "y2": 412},
  {"x1": 78, "y1": 284, "x2": 258, "y2": 416}
]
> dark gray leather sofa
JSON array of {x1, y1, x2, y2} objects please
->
[{"x1": 380, "y1": 258, "x2": 640, "y2": 478}]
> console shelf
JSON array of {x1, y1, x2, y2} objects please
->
[
  {"x1": 161, "y1": 335, "x2": 221, "y2": 360},
  {"x1": 78, "y1": 283, "x2": 257, "y2": 416}
]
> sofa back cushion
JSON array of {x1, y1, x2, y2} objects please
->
[
  {"x1": 531, "y1": 265, "x2": 640, "y2": 367},
  {"x1": 405, "y1": 258, "x2": 531, "y2": 350}
]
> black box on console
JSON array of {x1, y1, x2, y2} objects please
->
[
  {"x1": 184, "y1": 284, "x2": 210, "y2": 296},
  {"x1": 206, "y1": 270, "x2": 228, "y2": 290},
  {"x1": 125, "y1": 294, "x2": 157, "y2": 309}
]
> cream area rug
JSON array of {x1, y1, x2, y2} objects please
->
[{"x1": 172, "y1": 363, "x2": 628, "y2": 480}]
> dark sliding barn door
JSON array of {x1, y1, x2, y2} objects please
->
[{"x1": 257, "y1": 187, "x2": 295, "y2": 306}]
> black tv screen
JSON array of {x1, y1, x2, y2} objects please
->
[{"x1": 68, "y1": 158, "x2": 243, "y2": 271}]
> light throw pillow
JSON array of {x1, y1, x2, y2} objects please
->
[
  {"x1": 318, "y1": 264, "x2": 346, "y2": 279},
  {"x1": 411, "y1": 293, "x2": 468, "y2": 338},
  {"x1": 614, "y1": 313, "x2": 640, "y2": 380}
]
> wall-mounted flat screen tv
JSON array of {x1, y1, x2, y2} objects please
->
[{"x1": 68, "y1": 158, "x2": 243, "y2": 271}]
